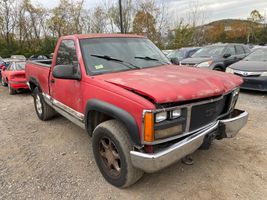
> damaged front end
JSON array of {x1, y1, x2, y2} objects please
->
[{"x1": 129, "y1": 88, "x2": 248, "y2": 173}]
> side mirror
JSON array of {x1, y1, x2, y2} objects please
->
[
  {"x1": 170, "y1": 57, "x2": 180, "y2": 65},
  {"x1": 52, "y1": 64, "x2": 81, "y2": 80},
  {"x1": 223, "y1": 53, "x2": 231, "y2": 58}
]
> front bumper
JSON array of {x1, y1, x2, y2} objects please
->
[
  {"x1": 241, "y1": 76, "x2": 267, "y2": 91},
  {"x1": 130, "y1": 109, "x2": 248, "y2": 173}
]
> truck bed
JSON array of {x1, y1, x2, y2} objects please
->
[{"x1": 25, "y1": 60, "x2": 52, "y2": 94}]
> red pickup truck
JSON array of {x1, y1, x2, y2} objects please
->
[{"x1": 25, "y1": 34, "x2": 248, "y2": 188}]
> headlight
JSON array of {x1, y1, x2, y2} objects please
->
[
  {"x1": 196, "y1": 60, "x2": 213, "y2": 68},
  {"x1": 171, "y1": 109, "x2": 181, "y2": 119},
  {"x1": 143, "y1": 109, "x2": 185, "y2": 142},
  {"x1": 261, "y1": 72, "x2": 267, "y2": 76},
  {"x1": 155, "y1": 111, "x2": 167, "y2": 123},
  {"x1": 229, "y1": 88, "x2": 240, "y2": 111},
  {"x1": 226, "y1": 67, "x2": 234, "y2": 74}
]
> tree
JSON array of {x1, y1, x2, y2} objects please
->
[
  {"x1": 48, "y1": 0, "x2": 85, "y2": 37},
  {"x1": 247, "y1": 10, "x2": 265, "y2": 43},
  {"x1": 0, "y1": 0, "x2": 17, "y2": 48},
  {"x1": 107, "y1": 0, "x2": 135, "y2": 33},
  {"x1": 133, "y1": 0, "x2": 165, "y2": 46},
  {"x1": 91, "y1": 6, "x2": 107, "y2": 33},
  {"x1": 171, "y1": 20, "x2": 194, "y2": 49}
]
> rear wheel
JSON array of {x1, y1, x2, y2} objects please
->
[
  {"x1": 1, "y1": 78, "x2": 7, "y2": 87},
  {"x1": 92, "y1": 120, "x2": 143, "y2": 188},
  {"x1": 33, "y1": 87, "x2": 56, "y2": 121},
  {"x1": 8, "y1": 84, "x2": 16, "y2": 95}
]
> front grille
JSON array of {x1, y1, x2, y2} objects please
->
[
  {"x1": 234, "y1": 73, "x2": 260, "y2": 78},
  {"x1": 189, "y1": 95, "x2": 228, "y2": 131}
]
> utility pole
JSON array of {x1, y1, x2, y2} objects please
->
[{"x1": 119, "y1": 0, "x2": 124, "y2": 33}]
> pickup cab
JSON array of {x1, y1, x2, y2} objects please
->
[{"x1": 25, "y1": 34, "x2": 248, "y2": 188}]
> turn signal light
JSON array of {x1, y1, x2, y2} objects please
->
[{"x1": 144, "y1": 112, "x2": 154, "y2": 142}]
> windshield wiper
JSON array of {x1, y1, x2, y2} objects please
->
[
  {"x1": 134, "y1": 56, "x2": 170, "y2": 65},
  {"x1": 91, "y1": 54, "x2": 140, "y2": 69}
]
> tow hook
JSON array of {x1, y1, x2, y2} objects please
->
[
  {"x1": 181, "y1": 155, "x2": 194, "y2": 165},
  {"x1": 199, "y1": 131, "x2": 217, "y2": 150}
]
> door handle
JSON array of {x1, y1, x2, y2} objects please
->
[{"x1": 51, "y1": 79, "x2": 55, "y2": 83}]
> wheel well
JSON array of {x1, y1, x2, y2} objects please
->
[
  {"x1": 87, "y1": 110, "x2": 114, "y2": 136},
  {"x1": 213, "y1": 65, "x2": 224, "y2": 71},
  {"x1": 29, "y1": 81, "x2": 38, "y2": 91}
]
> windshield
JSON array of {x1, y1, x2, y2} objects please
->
[
  {"x1": 14, "y1": 62, "x2": 26, "y2": 70},
  {"x1": 244, "y1": 49, "x2": 267, "y2": 61},
  {"x1": 167, "y1": 49, "x2": 186, "y2": 59},
  {"x1": 192, "y1": 46, "x2": 225, "y2": 58},
  {"x1": 80, "y1": 37, "x2": 170, "y2": 75}
]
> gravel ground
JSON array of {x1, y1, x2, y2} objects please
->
[{"x1": 0, "y1": 86, "x2": 266, "y2": 200}]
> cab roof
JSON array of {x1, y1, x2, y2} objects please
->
[{"x1": 69, "y1": 34, "x2": 146, "y2": 40}]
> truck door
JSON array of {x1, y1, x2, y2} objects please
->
[{"x1": 50, "y1": 39, "x2": 83, "y2": 113}]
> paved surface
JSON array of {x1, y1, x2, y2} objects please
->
[{"x1": 0, "y1": 86, "x2": 266, "y2": 200}]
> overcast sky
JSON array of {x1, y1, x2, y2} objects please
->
[{"x1": 33, "y1": 0, "x2": 267, "y2": 24}]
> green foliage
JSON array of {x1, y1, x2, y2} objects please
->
[
  {"x1": 0, "y1": 37, "x2": 57, "y2": 58},
  {"x1": 167, "y1": 23, "x2": 195, "y2": 49}
]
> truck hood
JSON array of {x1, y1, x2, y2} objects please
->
[{"x1": 96, "y1": 65, "x2": 242, "y2": 104}]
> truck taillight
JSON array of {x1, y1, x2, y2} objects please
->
[{"x1": 143, "y1": 112, "x2": 154, "y2": 142}]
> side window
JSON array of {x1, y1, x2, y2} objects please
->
[
  {"x1": 188, "y1": 50, "x2": 197, "y2": 57},
  {"x1": 56, "y1": 40, "x2": 78, "y2": 66},
  {"x1": 236, "y1": 45, "x2": 245, "y2": 55},
  {"x1": 225, "y1": 46, "x2": 236, "y2": 56}
]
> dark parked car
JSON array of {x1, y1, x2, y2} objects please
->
[
  {"x1": 180, "y1": 43, "x2": 250, "y2": 71},
  {"x1": 167, "y1": 47, "x2": 201, "y2": 65},
  {"x1": 28, "y1": 55, "x2": 48, "y2": 61},
  {"x1": 226, "y1": 47, "x2": 267, "y2": 91}
]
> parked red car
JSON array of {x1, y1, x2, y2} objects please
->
[{"x1": 1, "y1": 60, "x2": 28, "y2": 94}]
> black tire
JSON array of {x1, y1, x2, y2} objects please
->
[
  {"x1": 92, "y1": 120, "x2": 143, "y2": 188},
  {"x1": 8, "y1": 84, "x2": 16, "y2": 95},
  {"x1": 1, "y1": 78, "x2": 7, "y2": 87},
  {"x1": 33, "y1": 87, "x2": 55, "y2": 121}
]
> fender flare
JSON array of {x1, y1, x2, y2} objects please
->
[
  {"x1": 85, "y1": 99, "x2": 141, "y2": 146},
  {"x1": 28, "y1": 76, "x2": 41, "y2": 91}
]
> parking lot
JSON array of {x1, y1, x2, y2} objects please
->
[{"x1": 0, "y1": 86, "x2": 266, "y2": 200}]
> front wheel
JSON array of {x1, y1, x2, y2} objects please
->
[
  {"x1": 33, "y1": 88, "x2": 56, "y2": 121},
  {"x1": 92, "y1": 120, "x2": 143, "y2": 188}
]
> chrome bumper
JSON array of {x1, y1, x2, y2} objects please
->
[{"x1": 130, "y1": 109, "x2": 248, "y2": 173}]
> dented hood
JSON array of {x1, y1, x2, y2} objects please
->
[{"x1": 96, "y1": 65, "x2": 243, "y2": 104}]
